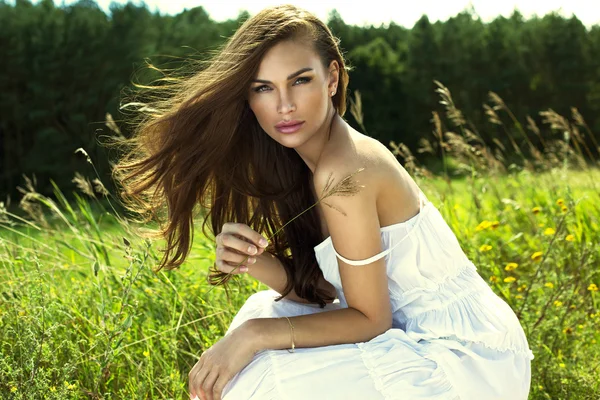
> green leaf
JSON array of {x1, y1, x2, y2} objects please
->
[{"x1": 122, "y1": 315, "x2": 133, "y2": 331}]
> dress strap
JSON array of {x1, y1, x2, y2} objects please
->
[{"x1": 332, "y1": 191, "x2": 427, "y2": 266}]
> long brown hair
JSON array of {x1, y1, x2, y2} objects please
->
[{"x1": 111, "y1": 4, "x2": 351, "y2": 308}]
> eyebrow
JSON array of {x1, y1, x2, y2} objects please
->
[{"x1": 251, "y1": 67, "x2": 314, "y2": 84}]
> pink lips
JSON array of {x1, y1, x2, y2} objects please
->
[{"x1": 276, "y1": 121, "x2": 304, "y2": 134}]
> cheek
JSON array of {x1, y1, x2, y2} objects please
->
[
  {"x1": 305, "y1": 84, "x2": 325, "y2": 103},
  {"x1": 248, "y1": 98, "x2": 268, "y2": 120},
  {"x1": 305, "y1": 86, "x2": 328, "y2": 116}
]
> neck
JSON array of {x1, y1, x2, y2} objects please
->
[{"x1": 297, "y1": 107, "x2": 340, "y2": 174}]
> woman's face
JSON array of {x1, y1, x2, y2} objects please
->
[{"x1": 247, "y1": 40, "x2": 338, "y2": 148}]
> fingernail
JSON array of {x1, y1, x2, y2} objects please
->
[
  {"x1": 240, "y1": 266, "x2": 248, "y2": 272},
  {"x1": 259, "y1": 238, "x2": 268, "y2": 247}
]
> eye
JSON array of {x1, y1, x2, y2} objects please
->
[
  {"x1": 253, "y1": 85, "x2": 269, "y2": 93},
  {"x1": 252, "y1": 76, "x2": 312, "y2": 93},
  {"x1": 294, "y1": 76, "x2": 311, "y2": 85}
]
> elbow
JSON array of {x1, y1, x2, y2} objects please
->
[
  {"x1": 371, "y1": 310, "x2": 393, "y2": 334},
  {"x1": 373, "y1": 310, "x2": 393, "y2": 334},
  {"x1": 358, "y1": 310, "x2": 392, "y2": 336},
  {"x1": 378, "y1": 318, "x2": 393, "y2": 334}
]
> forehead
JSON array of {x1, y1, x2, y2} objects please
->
[{"x1": 255, "y1": 40, "x2": 322, "y2": 78}]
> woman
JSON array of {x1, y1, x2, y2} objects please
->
[{"x1": 113, "y1": 4, "x2": 534, "y2": 400}]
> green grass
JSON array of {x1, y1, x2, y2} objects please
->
[{"x1": 1, "y1": 166, "x2": 599, "y2": 399}]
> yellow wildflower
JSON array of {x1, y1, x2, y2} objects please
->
[
  {"x1": 531, "y1": 251, "x2": 543, "y2": 262},
  {"x1": 476, "y1": 220, "x2": 492, "y2": 231},
  {"x1": 479, "y1": 244, "x2": 492, "y2": 252},
  {"x1": 50, "y1": 386, "x2": 56, "y2": 392},
  {"x1": 565, "y1": 234, "x2": 575, "y2": 242},
  {"x1": 538, "y1": 385, "x2": 544, "y2": 390},
  {"x1": 11, "y1": 387, "x2": 17, "y2": 393},
  {"x1": 578, "y1": 324, "x2": 584, "y2": 329},
  {"x1": 588, "y1": 283, "x2": 598, "y2": 292},
  {"x1": 559, "y1": 362, "x2": 566, "y2": 368},
  {"x1": 556, "y1": 198, "x2": 565, "y2": 206},
  {"x1": 517, "y1": 284, "x2": 527, "y2": 292},
  {"x1": 561, "y1": 205, "x2": 568, "y2": 213},
  {"x1": 504, "y1": 276, "x2": 516, "y2": 283},
  {"x1": 538, "y1": 222, "x2": 545, "y2": 227},
  {"x1": 143, "y1": 350, "x2": 150, "y2": 358},
  {"x1": 544, "y1": 282, "x2": 554, "y2": 289},
  {"x1": 489, "y1": 275, "x2": 498, "y2": 283},
  {"x1": 543, "y1": 228, "x2": 555, "y2": 235},
  {"x1": 144, "y1": 287, "x2": 152, "y2": 294},
  {"x1": 515, "y1": 294, "x2": 523, "y2": 299},
  {"x1": 554, "y1": 300, "x2": 563, "y2": 307},
  {"x1": 490, "y1": 221, "x2": 500, "y2": 230},
  {"x1": 505, "y1": 262, "x2": 518, "y2": 271},
  {"x1": 532, "y1": 206, "x2": 541, "y2": 214}
]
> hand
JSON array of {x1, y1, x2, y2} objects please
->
[
  {"x1": 188, "y1": 321, "x2": 261, "y2": 400},
  {"x1": 215, "y1": 223, "x2": 269, "y2": 275}
]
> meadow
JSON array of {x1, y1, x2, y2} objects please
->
[{"x1": 1, "y1": 83, "x2": 599, "y2": 399}]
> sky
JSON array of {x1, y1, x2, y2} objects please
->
[{"x1": 42, "y1": 0, "x2": 599, "y2": 29}]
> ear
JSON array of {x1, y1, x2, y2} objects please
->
[{"x1": 327, "y1": 60, "x2": 340, "y2": 93}]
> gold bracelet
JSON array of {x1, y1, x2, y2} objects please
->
[{"x1": 283, "y1": 316, "x2": 295, "y2": 353}]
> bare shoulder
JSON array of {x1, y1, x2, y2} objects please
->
[
  {"x1": 314, "y1": 129, "x2": 398, "y2": 193},
  {"x1": 314, "y1": 128, "x2": 422, "y2": 229}
]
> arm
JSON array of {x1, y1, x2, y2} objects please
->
[
  {"x1": 247, "y1": 307, "x2": 385, "y2": 351},
  {"x1": 248, "y1": 250, "x2": 337, "y2": 304},
  {"x1": 246, "y1": 160, "x2": 393, "y2": 352}
]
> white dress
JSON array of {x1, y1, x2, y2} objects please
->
[{"x1": 218, "y1": 190, "x2": 534, "y2": 400}]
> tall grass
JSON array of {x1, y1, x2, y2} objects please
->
[{"x1": 1, "y1": 82, "x2": 599, "y2": 399}]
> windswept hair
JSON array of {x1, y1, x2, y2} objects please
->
[{"x1": 111, "y1": 4, "x2": 351, "y2": 307}]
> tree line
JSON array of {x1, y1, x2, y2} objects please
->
[{"x1": 1, "y1": 0, "x2": 599, "y2": 204}]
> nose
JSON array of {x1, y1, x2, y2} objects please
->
[{"x1": 277, "y1": 90, "x2": 296, "y2": 114}]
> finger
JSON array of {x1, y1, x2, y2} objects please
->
[
  {"x1": 219, "y1": 232, "x2": 264, "y2": 259},
  {"x1": 213, "y1": 375, "x2": 231, "y2": 400},
  {"x1": 217, "y1": 247, "x2": 258, "y2": 272},
  {"x1": 188, "y1": 360, "x2": 201, "y2": 397},
  {"x1": 215, "y1": 246, "x2": 255, "y2": 275},
  {"x1": 198, "y1": 388, "x2": 207, "y2": 400},
  {"x1": 222, "y1": 223, "x2": 269, "y2": 252},
  {"x1": 190, "y1": 389, "x2": 203, "y2": 400},
  {"x1": 202, "y1": 370, "x2": 220, "y2": 400},
  {"x1": 215, "y1": 261, "x2": 248, "y2": 275},
  {"x1": 190, "y1": 363, "x2": 209, "y2": 400}
]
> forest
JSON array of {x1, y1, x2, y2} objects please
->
[{"x1": 1, "y1": 0, "x2": 599, "y2": 202}]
